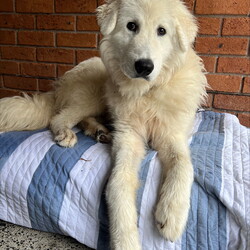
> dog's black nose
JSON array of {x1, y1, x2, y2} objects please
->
[{"x1": 135, "y1": 59, "x2": 154, "y2": 77}]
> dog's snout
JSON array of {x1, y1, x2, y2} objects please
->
[{"x1": 135, "y1": 59, "x2": 154, "y2": 78}]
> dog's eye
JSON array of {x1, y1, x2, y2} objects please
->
[
  {"x1": 157, "y1": 27, "x2": 166, "y2": 36},
  {"x1": 127, "y1": 22, "x2": 138, "y2": 32}
]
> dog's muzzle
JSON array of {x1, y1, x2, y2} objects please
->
[{"x1": 134, "y1": 59, "x2": 154, "y2": 78}]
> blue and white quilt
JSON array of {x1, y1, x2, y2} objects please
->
[{"x1": 0, "y1": 111, "x2": 249, "y2": 249}]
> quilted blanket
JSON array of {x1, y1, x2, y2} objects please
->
[{"x1": 0, "y1": 111, "x2": 249, "y2": 250}]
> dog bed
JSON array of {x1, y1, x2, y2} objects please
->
[{"x1": 0, "y1": 111, "x2": 249, "y2": 250}]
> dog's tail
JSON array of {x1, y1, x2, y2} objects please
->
[{"x1": 0, "y1": 92, "x2": 55, "y2": 132}]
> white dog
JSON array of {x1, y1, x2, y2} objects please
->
[{"x1": 0, "y1": 0, "x2": 207, "y2": 249}]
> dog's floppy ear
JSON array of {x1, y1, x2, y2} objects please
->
[
  {"x1": 175, "y1": 5, "x2": 198, "y2": 52},
  {"x1": 96, "y1": 0, "x2": 119, "y2": 36},
  {"x1": 175, "y1": 19, "x2": 189, "y2": 52}
]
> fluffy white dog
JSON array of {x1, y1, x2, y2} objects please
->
[{"x1": 0, "y1": 0, "x2": 207, "y2": 249}]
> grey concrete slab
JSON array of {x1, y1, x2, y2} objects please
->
[{"x1": 0, "y1": 220, "x2": 92, "y2": 250}]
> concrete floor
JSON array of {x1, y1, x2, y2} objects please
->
[{"x1": 0, "y1": 220, "x2": 92, "y2": 250}]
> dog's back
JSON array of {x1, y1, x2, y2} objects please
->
[{"x1": 0, "y1": 57, "x2": 109, "y2": 146}]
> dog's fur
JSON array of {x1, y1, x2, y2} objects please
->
[{"x1": 0, "y1": 0, "x2": 207, "y2": 249}]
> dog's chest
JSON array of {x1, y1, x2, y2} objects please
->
[
  {"x1": 114, "y1": 92, "x2": 170, "y2": 123},
  {"x1": 110, "y1": 84, "x2": 176, "y2": 118}
]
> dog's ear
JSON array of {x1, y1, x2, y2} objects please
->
[
  {"x1": 175, "y1": 5, "x2": 198, "y2": 52},
  {"x1": 175, "y1": 19, "x2": 189, "y2": 52},
  {"x1": 96, "y1": 0, "x2": 119, "y2": 36}
]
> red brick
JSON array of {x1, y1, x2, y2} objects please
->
[
  {"x1": 195, "y1": 0, "x2": 250, "y2": 15},
  {"x1": 98, "y1": 0, "x2": 105, "y2": 6},
  {"x1": 0, "y1": 89, "x2": 21, "y2": 98},
  {"x1": 3, "y1": 75, "x2": 37, "y2": 90},
  {"x1": 57, "y1": 33, "x2": 97, "y2": 48},
  {"x1": 37, "y1": 48, "x2": 75, "y2": 64},
  {"x1": 217, "y1": 57, "x2": 250, "y2": 74},
  {"x1": 37, "y1": 15, "x2": 75, "y2": 31},
  {"x1": 195, "y1": 37, "x2": 248, "y2": 55},
  {"x1": 76, "y1": 50, "x2": 100, "y2": 63},
  {"x1": 57, "y1": 64, "x2": 74, "y2": 77},
  {"x1": 0, "y1": 14, "x2": 35, "y2": 29},
  {"x1": 77, "y1": 16, "x2": 99, "y2": 31},
  {"x1": 18, "y1": 31, "x2": 54, "y2": 46},
  {"x1": 0, "y1": 75, "x2": 3, "y2": 87},
  {"x1": 98, "y1": 33, "x2": 103, "y2": 43},
  {"x1": 1, "y1": 46, "x2": 36, "y2": 61},
  {"x1": 243, "y1": 77, "x2": 250, "y2": 94},
  {"x1": 200, "y1": 56, "x2": 217, "y2": 73},
  {"x1": 202, "y1": 93, "x2": 213, "y2": 108},
  {"x1": 222, "y1": 18, "x2": 250, "y2": 36},
  {"x1": 183, "y1": 0, "x2": 195, "y2": 11},
  {"x1": 20, "y1": 62, "x2": 56, "y2": 77},
  {"x1": 0, "y1": 61, "x2": 19, "y2": 74},
  {"x1": 206, "y1": 74, "x2": 241, "y2": 92},
  {"x1": 38, "y1": 79, "x2": 55, "y2": 92},
  {"x1": 0, "y1": 30, "x2": 15, "y2": 45},
  {"x1": 238, "y1": 113, "x2": 250, "y2": 127},
  {"x1": 55, "y1": 0, "x2": 97, "y2": 13},
  {"x1": 197, "y1": 17, "x2": 221, "y2": 35},
  {"x1": 16, "y1": 0, "x2": 54, "y2": 13},
  {"x1": 0, "y1": 0, "x2": 13, "y2": 12},
  {"x1": 213, "y1": 94, "x2": 250, "y2": 111}
]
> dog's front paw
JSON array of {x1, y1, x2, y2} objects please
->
[
  {"x1": 54, "y1": 129, "x2": 77, "y2": 147},
  {"x1": 155, "y1": 192, "x2": 190, "y2": 242}
]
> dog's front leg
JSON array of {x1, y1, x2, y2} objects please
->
[
  {"x1": 154, "y1": 134, "x2": 193, "y2": 242},
  {"x1": 106, "y1": 129, "x2": 145, "y2": 250}
]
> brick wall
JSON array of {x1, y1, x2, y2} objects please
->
[
  {"x1": 0, "y1": 0, "x2": 249, "y2": 126},
  {"x1": 186, "y1": 0, "x2": 250, "y2": 126}
]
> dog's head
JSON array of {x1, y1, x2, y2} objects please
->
[{"x1": 97, "y1": 0, "x2": 197, "y2": 82}]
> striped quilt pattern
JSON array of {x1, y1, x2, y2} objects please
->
[{"x1": 0, "y1": 111, "x2": 249, "y2": 249}]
